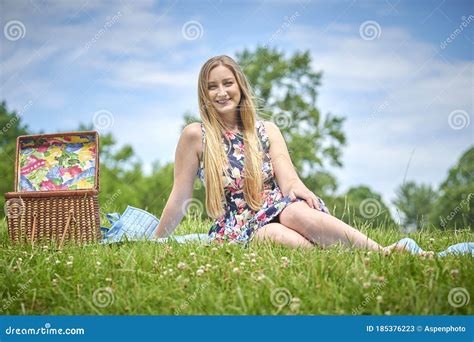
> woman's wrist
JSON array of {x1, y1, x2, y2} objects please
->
[{"x1": 283, "y1": 178, "x2": 300, "y2": 195}]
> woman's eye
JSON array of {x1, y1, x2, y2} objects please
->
[{"x1": 225, "y1": 82, "x2": 233, "y2": 86}]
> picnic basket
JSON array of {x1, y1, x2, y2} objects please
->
[{"x1": 4, "y1": 131, "x2": 101, "y2": 246}]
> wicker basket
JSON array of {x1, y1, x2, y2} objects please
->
[{"x1": 4, "y1": 131, "x2": 101, "y2": 246}]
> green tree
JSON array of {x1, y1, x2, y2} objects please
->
[
  {"x1": 430, "y1": 146, "x2": 473, "y2": 230},
  {"x1": 0, "y1": 101, "x2": 29, "y2": 217},
  {"x1": 393, "y1": 181, "x2": 437, "y2": 230},
  {"x1": 326, "y1": 185, "x2": 395, "y2": 228}
]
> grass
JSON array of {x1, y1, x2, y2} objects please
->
[{"x1": 0, "y1": 215, "x2": 473, "y2": 315}]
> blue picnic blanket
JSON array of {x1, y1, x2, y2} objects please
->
[
  {"x1": 100, "y1": 206, "x2": 208, "y2": 244},
  {"x1": 394, "y1": 238, "x2": 474, "y2": 257}
]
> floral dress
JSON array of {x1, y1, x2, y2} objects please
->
[{"x1": 197, "y1": 120, "x2": 330, "y2": 244}]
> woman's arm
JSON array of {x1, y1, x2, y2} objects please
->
[
  {"x1": 264, "y1": 121, "x2": 321, "y2": 210},
  {"x1": 154, "y1": 122, "x2": 202, "y2": 238}
]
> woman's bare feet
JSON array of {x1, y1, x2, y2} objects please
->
[{"x1": 383, "y1": 240, "x2": 435, "y2": 257}]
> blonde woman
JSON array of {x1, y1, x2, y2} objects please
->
[{"x1": 154, "y1": 55, "x2": 423, "y2": 254}]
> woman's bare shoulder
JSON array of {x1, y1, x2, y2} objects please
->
[
  {"x1": 262, "y1": 120, "x2": 280, "y2": 138},
  {"x1": 180, "y1": 122, "x2": 203, "y2": 154},
  {"x1": 182, "y1": 122, "x2": 202, "y2": 140}
]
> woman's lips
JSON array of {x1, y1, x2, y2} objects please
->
[{"x1": 216, "y1": 99, "x2": 231, "y2": 105}]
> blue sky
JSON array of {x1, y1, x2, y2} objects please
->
[{"x1": 1, "y1": 0, "x2": 473, "y2": 215}]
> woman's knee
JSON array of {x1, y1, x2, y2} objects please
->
[
  {"x1": 254, "y1": 223, "x2": 312, "y2": 248},
  {"x1": 280, "y1": 201, "x2": 323, "y2": 229}
]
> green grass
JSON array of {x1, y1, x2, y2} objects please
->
[{"x1": 0, "y1": 216, "x2": 473, "y2": 315}]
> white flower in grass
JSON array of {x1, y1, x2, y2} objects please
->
[
  {"x1": 196, "y1": 269, "x2": 204, "y2": 276},
  {"x1": 190, "y1": 252, "x2": 196, "y2": 257},
  {"x1": 376, "y1": 295, "x2": 383, "y2": 303},
  {"x1": 281, "y1": 256, "x2": 289, "y2": 267},
  {"x1": 289, "y1": 297, "x2": 301, "y2": 311},
  {"x1": 96, "y1": 261, "x2": 101, "y2": 266},
  {"x1": 66, "y1": 261, "x2": 73, "y2": 266},
  {"x1": 232, "y1": 267, "x2": 240, "y2": 274},
  {"x1": 177, "y1": 262, "x2": 187, "y2": 270}
]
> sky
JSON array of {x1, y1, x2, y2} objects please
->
[{"x1": 1, "y1": 0, "x2": 473, "y2": 216}]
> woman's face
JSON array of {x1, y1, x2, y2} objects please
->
[{"x1": 207, "y1": 65, "x2": 241, "y2": 116}]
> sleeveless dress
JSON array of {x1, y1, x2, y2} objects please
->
[{"x1": 197, "y1": 120, "x2": 330, "y2": 244}]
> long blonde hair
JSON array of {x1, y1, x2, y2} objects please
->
[{"x1": 198, "y1": 55, "x2": 263, "y2": 219}]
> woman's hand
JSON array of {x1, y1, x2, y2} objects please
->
[{"x1": 287, "y1": 180, "x2": 321, "y2": 210}]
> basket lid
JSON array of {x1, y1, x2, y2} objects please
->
[{"x1": 14, "y1": 131, "x2": 100, "y2": 192}]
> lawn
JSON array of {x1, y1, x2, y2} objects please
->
[{"x1": 0, "y1": 216, "x2": 472, "y2": 315}]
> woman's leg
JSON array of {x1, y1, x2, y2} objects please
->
[
  {"x1": 253, "y1": 222, "x2": 313, "y2": 248},
  {"x1": 279, "y1": 201, "x2": 384, "y2": 251}
]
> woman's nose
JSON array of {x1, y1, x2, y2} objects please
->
[{"x1": 217, "y1": 85, "x2": 227, "y2": 96}]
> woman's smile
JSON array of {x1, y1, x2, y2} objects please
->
[{"x1": 216, "y1": 98, "x2": 231, "y2": 106}]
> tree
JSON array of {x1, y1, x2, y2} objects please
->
[
  {"x1": 0, "y1": 101, "x2": 29, "y2": 217},
  {"x1": 393, "y1": 181, "x2": 437, "y2": 230},
  {"x1": 430, "y1": 146, "x2": 473, "y2": 230}
]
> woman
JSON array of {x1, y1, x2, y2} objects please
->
[{"x1": 154, "y1": 55, "x2": 417, "y2": 254}]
